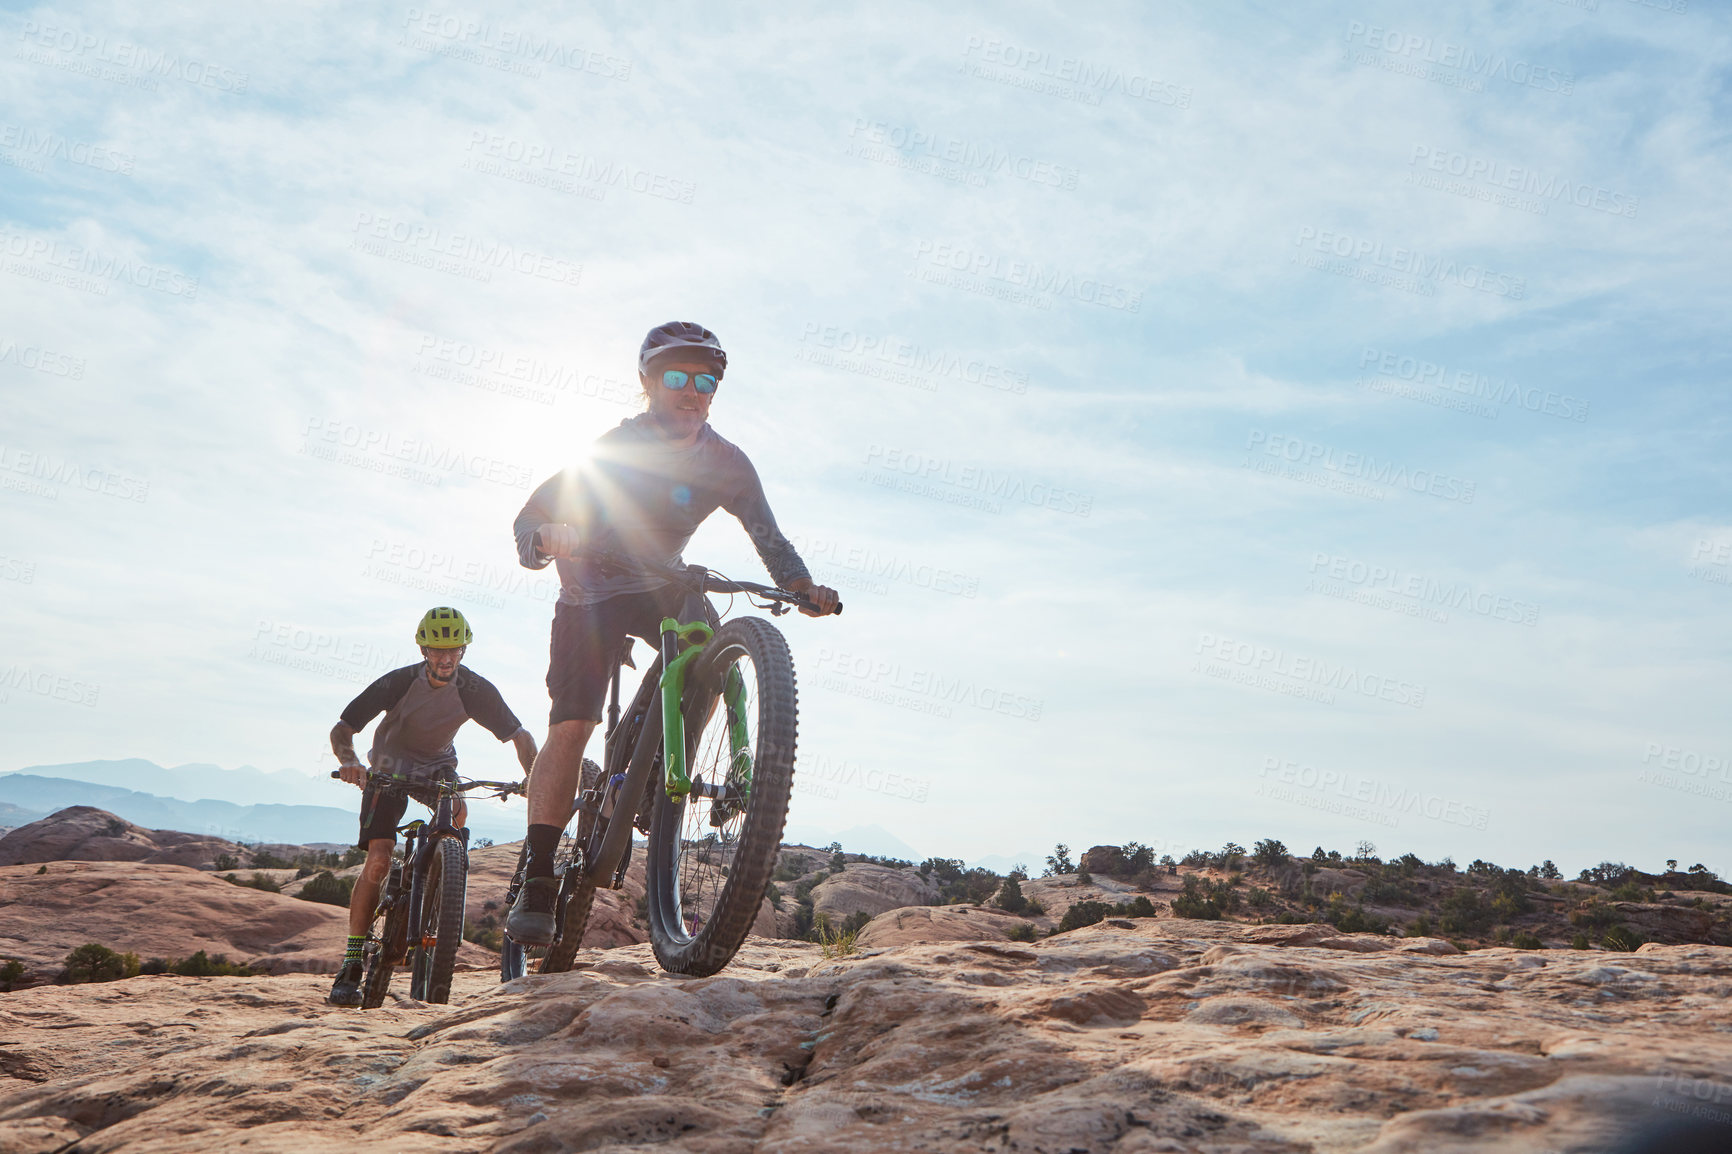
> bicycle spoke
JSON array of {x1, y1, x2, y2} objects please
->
[{"x1": 672, "y1": 653, "x2": 758, "y2": 939}]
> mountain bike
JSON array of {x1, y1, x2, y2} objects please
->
[
  {"x1": 502, "y1": 555, "x2": 840, "y2": 979},
  {"x1": 332, "y1": 769, "x2": 523, "y2": 1007}
]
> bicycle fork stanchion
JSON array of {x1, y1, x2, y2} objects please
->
[{"x1": 657, "y1": 616, "x2": 712, "y2": 802}]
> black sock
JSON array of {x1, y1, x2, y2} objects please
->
[{"x1": 524, "y1": 824, "x2": 563, "y2": 880}]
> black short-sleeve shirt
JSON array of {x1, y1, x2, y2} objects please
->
[{"x1": 340, "y1": 665, "x2": 522, "y2": 780}]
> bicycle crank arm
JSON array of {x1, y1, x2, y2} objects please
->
[{"x1": 589, "y1": 697, "x2": 664, "y2": 889}]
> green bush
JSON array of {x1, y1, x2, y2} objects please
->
[
  {"x1": 62, "y1": 943, "x2": 128, "y2": 984},
  {"x1": 297, "y1": 871, "x2": 355, "y2": 907},
  {"x1": 1511, "y1": 931, "x2": 1544, "y2": 949},
  {"x1": 1570, "y1": 933, "x2": 1590, "y2": 950},
  {"x1": 222, "y1": 872, "x2": 282, "y2": 894},
  {"x1": 213, "y1": 854, "x2": 238, "y2": 872},
  {"x1": 250, "y1": 851, "x2": 293, "y2": 870},
  {"x1": 996, "y1": 875, "x2": 1033, "y2": 916},
  {"x1": 172, "y1": 951, "x2": 254, "y2": 977},
  {"x1": 464, "y1": 918, "x2": 502, "y2": 952},
  {"x1": 1247, "y1": 887, "x2": 1272, "y2": 908},
  {"x1": 1044, "y1": 844, "x2": 1075, "y2": 877},
  {"x1": 1600, "y1": 925, "x2": 1644, "y2": 952},
  {"x1": 1171, "y1": 875, "x2": 1221, "y2": 920},
  {"x1": 1252, "y1": 839, "x2": 1288, "y2": 869},
  {"x1": 1439, "y1": 888, "x2": 1494, "y2": 935},
  {"x1": 1006, "y1": 924, "x2": 1037, "y2": 943},
  {"x1": 1, "y1": 958, "x2": 27, "y2": 991},
  {"x1": 1055, "y1": 895, "x2": 1159, "y2": 933}
]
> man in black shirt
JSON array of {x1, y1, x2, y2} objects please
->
[
  {"x1": 326, "y1": 606, "x2": 537, "y2": 1006},
  {"x1": 505, "y1": 321, "x2": 838, "y2": 943}
]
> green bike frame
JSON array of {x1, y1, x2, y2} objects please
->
[{"x1": 656, "y1": 617, "x2": 754, "y2": 803}]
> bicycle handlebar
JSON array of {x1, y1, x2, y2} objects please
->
[
  {"x1": 578, "y1": 550, "x2": 843, "y2": 616},
  {"x1": 330, "y1": 769, "x2": 525, "y2": 798}
]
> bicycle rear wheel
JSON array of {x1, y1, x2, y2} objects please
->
[
  {"x1": 537, "y1": 757, "x2": 605, "y2": 974},
  {"x1": 646, "y1": 616, "x2": 797, "y2": 976},
  {"x1": 410, "y1": 838, "x2": 466, "y2": 1003}
]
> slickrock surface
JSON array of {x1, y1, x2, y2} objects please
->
[
  {"x1": 0, "y1": 862, "x2": 494, "y2": 983},
  {"x1": 809, "y1": 863, "x2": 940, "y2": 923},
  {"x1": 3, "y1": 918, "x2": 1728, "y2": 1152},
  {"x1": 0, "y1": 808, "x2": 248, "y2": 870}
]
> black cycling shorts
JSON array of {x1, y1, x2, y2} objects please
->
[
  {"x1": 357, "y1": 762, "x2": 455, "y2": 846},
  {"x1": 547, "y1": 587, "x2": 712, "y2": 725}
]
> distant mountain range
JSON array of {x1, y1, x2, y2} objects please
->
[{"x1": 0, "y1": 760, "x2": 527, "y2": 845}]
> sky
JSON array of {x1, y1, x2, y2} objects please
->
[{"x1": 2, "y1": 0, "x2": 1728, "y2": 876}]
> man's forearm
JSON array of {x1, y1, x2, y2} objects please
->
[
  {"x1": 330, "y1": 722, "x2": 362, "y2": 766},
  {"x1": 512, "y1": 728, "x2": 538, "y2": 775}
]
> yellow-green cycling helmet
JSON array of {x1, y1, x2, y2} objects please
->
[{"x1": 416, "y1": 606, "x2": 473, "y2": 648}]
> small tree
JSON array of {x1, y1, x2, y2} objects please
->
[
  {"x1": 1353, "y1": 841, "x2": 1378, "y2": 862},
  {"x1": 63, "y1": 943, "x2": 126, "y2": 984},
  {"x1": 0, "y1": 959, "x2": 27, "y2": 991},
  {"x1": 996, "y1": 875, "x2": 1030, "y2": 915},
  {"x1": 1044, "y1": 844, "x2": 1075, "y2": 877},
  {"x1": 1252, "y1": 839, "x2": 1289, "y2": 869},
  {"x1": 297, "y1": 871, "x2": 354, "y2": 907}
]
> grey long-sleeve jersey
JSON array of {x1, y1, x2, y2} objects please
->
[{"x1": 513, "y1": 414, "x2": 811, "y2": 606}]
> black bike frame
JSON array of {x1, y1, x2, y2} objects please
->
[{"x1": 400, "y1": 786, "x2": 468, "y2": 962}]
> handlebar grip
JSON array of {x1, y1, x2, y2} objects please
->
[{"x1": 330, "y1": 770, "x2": 341, "y2": 779}]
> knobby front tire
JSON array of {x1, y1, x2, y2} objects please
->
[
  {"x1": 646, "y1": 616, "x2": 797, "y2": 977},
  {"x1": 411, "y1": 838, "x2": 467, "y2": 1003},
  {"x1": 361, "y1": 899, "x2": 408, "y2": 1010}
]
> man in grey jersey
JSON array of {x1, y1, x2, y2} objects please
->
[{"x1": 505, "y1": 321, "x2": 838, "y2": 943}]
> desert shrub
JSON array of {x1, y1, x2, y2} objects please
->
[
  {"x1": 1488, "y1": 869, "x2": 1533, "y2": 919},
  {"x1": 1122, "y1": 842, "x2": 1156, "y2": 874},
  {"x1": 766, "y1": 885, "x2": 783, "y2": 909},
  {"x1": 1395, "y1": 853, "x2": 1424, "y2": 877},
  {"x1": 1327, "y1": 903, "x2": 1387, "y2": 934},
  {"x1": 1409, "y1": 914, "x2": 1433, "y2": 937},
  {"x1": 1160, "y1": 855, "x2": 1177, "y2": 875},
  {"x1": 1609, "y1": 880, "x2": 1652, "y2": 903},
  {"x1": 1439, "y1": 888, "x2": 1494, "y2": 935},
  {"x1": 172, "y1": 951, "x2": 253, "y2": 977},
  {"x1": 1600, "y1": 925, "x2": 1644, "y2": 952},
  {"x1": 1044, "y1": 844, "x2": 1075, "y2": 877},
  {"x1": 1362, "y1": 877, "x2": 1420, "y2": 906},
  {"x1": 62, "y1": 943, "x2": 127, "y2": 984},
  {"x1": 139, "y1": 958, "x2": 170, "y2": 975},
  {"x1": 104, "y1": 818, "x2": 128, "y2": 837},
  {"x1": 996, "y1": 875, "x2": 1032, "y2": 916},
  {"x1": 1511, "y1": 931, "x2": 1544, "y2": 950},
  {"x1": 1252, "y1": 839, "x2": 1289, "y2": 869},
  {"x1": 1171, "y1": 875, "x2": 1221, "y2": 920},
  {"x1": 1578, "y1": 861, "x2": 1634, "y2": 887},
  {"x1": 1075, "y1": 867, "x2": 1093, "y2": 886},
  {"x1": 941, "y1": 868, "x2": 1001, "y2": 906},
  {"x1": 1571, "y1": 933, "x2": 1590, "y2": 950},
  {"x1": 1181, "y1": 849, "x2": 1212, "y2": 869},
  {"x1": 222, "y1": 872, "x2": 282, "y2": 894},
  {"x1": 1006, "y1": 924, "x2": 1037, "y2": 943},
  {"x1": 1247, "y1": 887, "x2": 1272, "y2": 908},
  {"x1": 297, "y1": 871, "x2": 355, "y2": 907},
  {"x1": 1059, "y1": 900, "x2": 1114, "y2": 932},
  {"x1": 251, "y1": 851, "x2": 293, "y2": 870},
  {"x1": 294, "y1": 866, "x2": 313, "y2": 880},
  {"x1": 464, "y1": 919, "x2": 502, "y2": 952},
  {"x1": 1570, "y1": 899, "x2": 1619, "y2": 932},
  {"x1": 1353, "y1": 841, "x2": 1379, "y2": 863},
  {"x1": 1531, "y1": 860, "x2": 1562, "y2": 880},
  {"x1": 213, "y1": 854, "x2": 238, "y2": 872},
  {"x1": 1, "y1": 958, "x2": 28, "y2": 991},
  {"x1": 1467, "y1": 858, "x2": 1501, "y2": 877}
]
